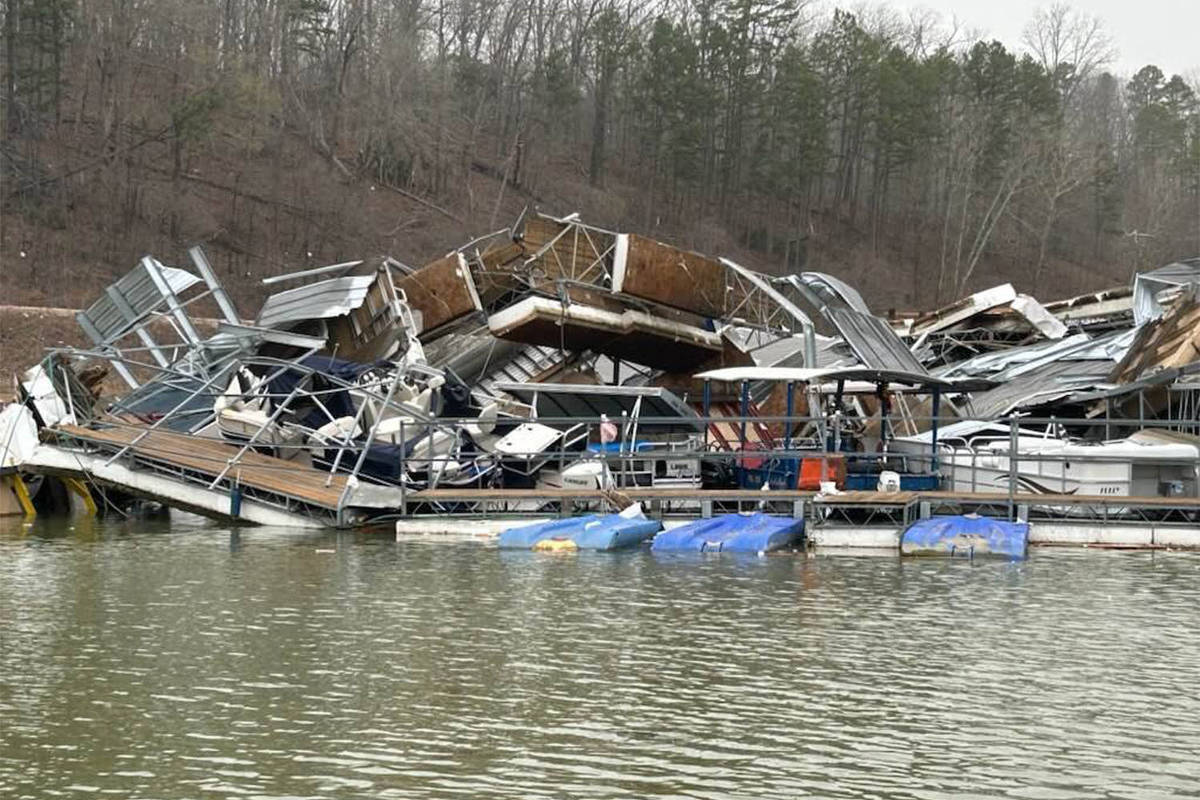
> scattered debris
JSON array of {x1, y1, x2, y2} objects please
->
[{"x1": 2, "y1": 207, "x2": 1198, "y2": 527}]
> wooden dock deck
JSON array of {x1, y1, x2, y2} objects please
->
[
  {"x1": 27, "y1": 424, "x2": 1200, "y2": 531},
  {"x1": 51, "y1": 424, "x2": 351, "y2": 511}
]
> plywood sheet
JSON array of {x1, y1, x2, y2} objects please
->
[
  {"x1": 394, "y1": 253, "x2": 481, "y2": 340},
  {"x1": 521, "y1": 216, "x2": 616, "y2": 286},
  {"x1": 614, "y1": 234, "x2": 729, "y2": 318},
  {"x1": 1109, "y1": 291, "x2": 1200, "y2": 383}
]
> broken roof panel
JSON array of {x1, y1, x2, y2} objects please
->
[
  {"x1": 967, "y1": 360, "x2": 1110, "y2": 418},
  {"x1": 797, "y1": 272, "x2": 871, "y2": 314},
  {"x1": 725, "y1": 329, "x2": 846, "y2": 369},
  {"x1": 613, "y1": 234, "x2": 730, "y2": 318},
  {"x1": 1010, "y1": 294, "x2": 1067, "y2": 339},
  {"x1": 1133, "y1": 258, "x2": 1200, "y2": 325},
  {"x1": 694, "y1": 366, "x2": 991, "y2": 392},
  {"x1": 937, "y1": 333, "x2": 1098, "y2": 380},
  {"x1": 392, "y1": 252, "x2": 482, "y2": 340},
  {"x1": 1109, "y1": 287, "x2": 1200, "y2": 383},
  {"x1": 79, "y1": 261, "x2": 201, "y2": 344},
  {"x1": 486, "y1": 295, "x2": 722, "y2": 371},
  {"x1": 492, "y1": 383, "x2": 703, "y2": 430},
  {"x1": 907, "y1": 284, "x2": 1018, "y2": 337},
  {"x1": 827, "y1": 307, "x2": 929, "y2": 374},
  {"x1": 255, "y1": 274, "x2": 377, "y2": 329}
]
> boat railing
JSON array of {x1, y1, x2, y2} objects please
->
[{"x1": 35, "y1": 366, "x2": 1200, "y2": 524}]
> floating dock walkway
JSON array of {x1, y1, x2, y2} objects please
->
[
  {"x1": 29, "y1": 424, "x2": 399, "y2": 527},
  {"x1": 20, "y1": 424, "x2": 1200, "y2": 549}
]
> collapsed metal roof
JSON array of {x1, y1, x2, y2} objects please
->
[
  {"x1": 694, "y1": 366, "x2": 991, "y2": 393},
  {"x1": 966, "y1": 360, "x2": 1111, "y2": 418},
  {"x1": 78, "y1": 260, "x2": 201, "y2": 343},
  {"x1": 796, "y1": 272, "x2": 871, "y2": 314},
  {"x1": 256, "y1": 274, "x2": 379, "y2": 329},
  {"x1": 826, "y1": 307, "x2": 928, "y2": 374},
  {"x1": 1133, "y1": 258, "x2": 1200, "y2": 325}
]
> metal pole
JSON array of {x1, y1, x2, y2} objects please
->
[
  {"x1": 739, "y1": 380, "x2": 749, "y2": 488},
  {"x1": 142, "y1": 257, "x2": 202, "y2": 345},
  {"x1": 207, "y1": 380, "x2": 306, "y2": 489},
  {"x1": 784, "y1": 381, "x2": 794, "y2": 451},
  {"x1": 739, "y1": 380, "x2": 749, "y2": 451},
  {"x1": 702, "y1": 379, "x2": 711, "y2": 454},
  {"x1": 336, "y1": 367, "x2": 407, "y2": 516},
  {"x1": 785, "y1": 381, "x2": 795, "y2": 486},
  {"x1": 188, "y1": 246, "x2": 241, "y2": 324},
  {"x1": 1008, "y1": 416, "x2": 1018, "y2": 520},
  {"x1": 930, "y1": 388, "x2": 941, "y2": 474},
  {"x1": 398, "y1": 419, "x2": 407, "y2": 516}
]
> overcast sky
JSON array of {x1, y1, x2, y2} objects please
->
[{"x1": 880, "y1": 0, "x2": 1199, "y2": 80}]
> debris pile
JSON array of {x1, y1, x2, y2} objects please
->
[{"x1": 2, "y1": 211, "x2": 1198, "y2": 526}]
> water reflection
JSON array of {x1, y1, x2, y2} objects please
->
[{"x1": 1, "y1": 516, "x2": 1198, "y2": 799}]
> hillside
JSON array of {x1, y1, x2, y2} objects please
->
[{"x1": 2, "y1": 0, "x2": 1197, "y2": 362}]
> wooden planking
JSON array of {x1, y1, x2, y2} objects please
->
[
  {"x1": 1109, "y1": 291, "x2": 1200, "y2": 383},
  {"x1": 616, "y1": 234, "x2": 730, "y2": 318},
  {"x1": 45, "y1": 425, "x2": 1200, "y2": 514},
  {"x1": 55, "y1": 424, "x2": 349, "y2": 509},
  {"x1": 394, "y1": 252, "x2": 481, "y2": 340}
]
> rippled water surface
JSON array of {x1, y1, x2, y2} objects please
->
[{"x1": 2, "y1": 514, "x2": 1200, "y2": 799}]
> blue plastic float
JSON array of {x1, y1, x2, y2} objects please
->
[
  {"x1": 651, "y1": 513, "x2": 804, "y2": 554},
  {"x1": 900, "y1": 514, "x2": 1029, "y2": 559},
  {"x1": 498, "y1": 513, "x2": 662, "y2": 551}
]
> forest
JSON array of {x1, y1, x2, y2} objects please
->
[{"x1": 1, "y1": 0, "x2": 1197, "y2": 314}]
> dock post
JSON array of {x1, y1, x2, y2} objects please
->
[
  {"x1": 792, "y1": 499, "x2": 804, "y2": 520},
  {"x1": 1007, "y1": 416, "x2": 1018, "y2": 521},
  {"x1": 229, "y1": 477, "x2": 242, "y2": 519},
  {"x1": 738, "y1": 380, "x2": 749, "y2": 487},
  {"x1": 785, "y1": 382, "x2": 795, "y2": 485},
  {"x1": 701, "y1": 498, "x2": 713, "y2": 519},
  {"x1": 930, "y1": 388, "x2": 941, "y2": 473},
  {"x1": 398, "y1": 420, "x2": 407, "y2": 517}
]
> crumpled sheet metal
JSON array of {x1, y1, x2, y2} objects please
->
[{"x1": 1132, "y1": 259, "x2": 1200, "y2": 326}]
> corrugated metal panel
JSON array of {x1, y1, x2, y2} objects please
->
[
  {"x1": 827, "y1": 308, "x2": 927, "y2": 374},
  {"x1": 1132, "y1": 258, "x2": 1200, "y2": 325},
  {"x1": 937, "y1": 333, "x2": 1097, "y2": 379},
  {"x1": 256, "y1": 275, "x2": 376, "y2": 329},
  {"x1": 797, "y1": 272, "x2": 870, "y2": 314},
  {"x1": 968, "y1": 361, "x2": 1110, "y2": 418},
  {"x1": 81, "y1": 263, "x2": 200, "y2": 342}
]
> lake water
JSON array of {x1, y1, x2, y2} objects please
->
[{"x1": 2, "y1": 513, "x2": 1199, "y2": 799}]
